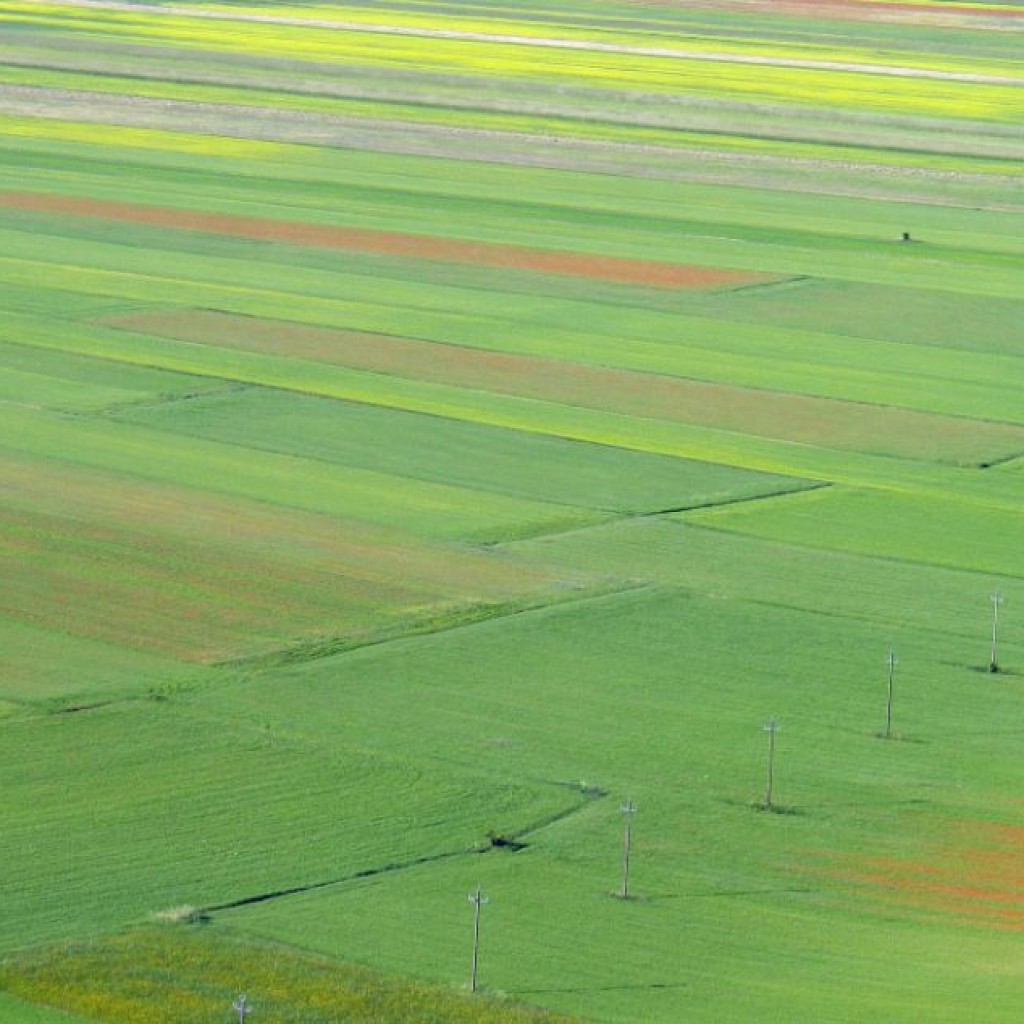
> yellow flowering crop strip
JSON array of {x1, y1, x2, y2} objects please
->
[
  {"x1": 3, "y1": 3, "x2": 1021, "y2": 123},
  {"x1": 0, "y1": 114, "x2": 295, "y2": 161},
  {"x1": 1, "y1": 66, "x2": 1017, "y2": 178},
  {"x1": 48, "y1": 0, "x2": 1024, "y2": 77}
]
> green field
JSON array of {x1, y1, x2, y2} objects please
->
[{"x1": 1, "y1": 0, "x2": 1023, "y2": 1020}]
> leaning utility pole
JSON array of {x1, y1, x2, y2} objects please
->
[
  {"x1": 990, "y1": 591, "x2": 1004, "y2": 673},
  {"x1": 885, "y1": 650, "x2": 898, "y2": 739},
  {"x1": 763, "y1": 719, "x2": 779, "y2": 810},
  {"x1": 468, "y1": 885, "x2": 489, "y2": 993},
  {"x1": 618, "y1": 799, "x2": 637, "y2": 899}
]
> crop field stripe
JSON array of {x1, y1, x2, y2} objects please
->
[
  {"x1": 6, "y1": 13, "x2": 1024, "y2": 86},
  {"x1": 0, "y1": 400, "x2": 603, "y2": 543},
  {"x1": 679, "y1": 485, "x2": 1024, "y2": 577},
  {"x1": 1, "y1": 191, "x2": 1020, "y2": 302},
  {"x1": 2, "y1": 131, "x2": 1021, "y2": 250},
  {"x1": 0, "y1": 192, "x2": 771, "y2": 290},
  {"x1": 2, "y1": 241, "x2": 1022, "y2": 421},
  {"x1": 4, "y1": 320, "x2": 1023, "y2": 520},
  {"x1": 508, "y1": 517, "x2": 1024, "y2": 642},
  {"x1": 0, "y1": 443, "x2": 573, "y2": 663},
  {"x1": 5, "y1": 3, "x2": 1024, "y2": 123},
  {"x1": 16, "y1": 0, "x2": 1024, "y2": 78},
  {"x1": 0, "y1": 700, "x2": 584, "y2": 951},
  {"x1": 112, "y1": 388, "x2": 809, "y2": 516},
  {"x1": 105, "y1": 309, "x2": 1024, "y2": 467},
  {"x1": 2, "y1": 69, "x2": 1022, "y2": 176}
]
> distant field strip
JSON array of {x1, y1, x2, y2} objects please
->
[
  {"x1": 109, "y1": 309, "x2": 1024, "y2": 466},
  {"x1": 9, "y1": 313, "x2": 1024, "y2": 501},
  {"x1": 0, "y1": 192, "x2": 769, "y2": 290},
  {"x1": 113, "y1": 389, "x2": 812, "y2": 514},
  {"x1": 16, "y1": 1, "x2": 1024, "y2": 86},
  {"x1": 0, "y1": 400, "x2": 604, "y2": 542},
  {"x1": 681, "y1": 485, "x2": 1024, "y2": 576},
  {"x1": 6, "y1": 4, "x2": 1023, "y2": 123}
]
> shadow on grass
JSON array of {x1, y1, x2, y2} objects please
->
[
  {"x1": 648, "y1": 886, "x2": 815, "y2": 901},
  {"x1": 752, "y1": 802, "x2": 803, "y2": 816},
  {"x1": 966, "y1": 664, "x2": 1019, "y2": 677},
  {"x1": 510, "y1": 981, "x2": 688, "y2": 996}
]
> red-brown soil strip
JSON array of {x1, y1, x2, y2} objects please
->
[
  {"x1": 811, "y1": 820, "x2": 1024, "y2": 931},
  {"x1": 0, "y1": 190, "x2": 769, "y2": 291}
]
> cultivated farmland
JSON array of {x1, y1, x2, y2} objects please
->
[{"x1": 0, "y1": 0, "x2": 1022, "y2": 1021}]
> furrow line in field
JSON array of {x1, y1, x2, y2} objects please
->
[
  {"x1": 681, "y1": 519, "x2": 1024, "y2": 584},
  {"x1": 639, "y1": 480, "x2": 831, "y2": 517},
  {"x1": 217, "y1": 583, "x2": 651, "y2": 673},
  {"x1": 35, "y1": 0, "x2": 1024, "y2": 86},
  {"x1": 204, "y1": 794, "x2": 601, "y2": 915},
  {"x1": 203, "y1": 849, "x2": 467, "y2": 914}
]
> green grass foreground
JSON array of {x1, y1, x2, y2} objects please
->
[{"x1": 0, "y1": 926, "x2": 579, "y2": 1023}]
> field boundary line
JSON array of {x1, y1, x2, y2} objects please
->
[
  {"x1": 679, "y1": 519, "x2": 1024, "y2": 583},
  {"x1": 216, "y1": 583, "x2": 650, "y2": 673},
  {"x1": 640, "y1": 479, "x2": 831, "y2": 518},
  {"x1": 202, "y1": 792, "x2": 602, "y2": 915},
  {"x1": 203, "y1": 849, "x2": 467, "y2": 914}
]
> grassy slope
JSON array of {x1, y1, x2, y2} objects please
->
[
  {"x1": 0, "y1": 1, "x2": 1022, "y2": 1021},
  {"x1": 201, "y1": 583, "x2": 1024, "y2": 1022},
  {"x1": 0, "y1": 927, "x2": 580, "y2": 1023}
]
